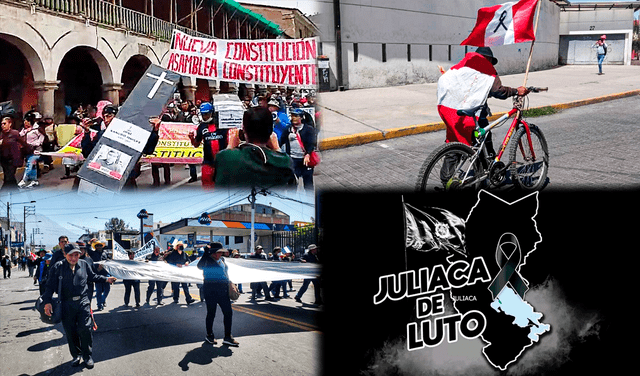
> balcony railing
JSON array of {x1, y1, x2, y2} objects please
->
[{"x1": 30, "y1": 0, "x2": 212, "y2": 42}]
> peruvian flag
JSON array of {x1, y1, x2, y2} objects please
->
[
  {"x1": 461, "y1": 0, "x2": 538, "y2": 47},
  {"x1": 437, "y1": 52, "x2": 497, "y2": 144}
]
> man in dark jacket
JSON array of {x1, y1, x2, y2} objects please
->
[
  {"x1": 294, "y1": 244, "x2": 322, "y2": 305},
  {"x1": 165, "y1": 243, "x2": 196, "y2": 304},
  {"x1": 87, "y1": 241, "x2": 110, "y2": 311},
  {"x1": 0, "y1": 116, "x2": 30, "y2": 189},
  {"x1": 42, "y1": 244, "x2": 116, "y2": 369},
  {"x1": 2, "y1": 255, "x2": 12, "y2": 278},
  {"x1": 145, "y1": 246, "x2": 167, "y2": 305},
  {"x1": 279, "y1": 109, "x2": 317, "y2": 190}
]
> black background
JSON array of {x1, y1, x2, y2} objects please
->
[{"x1": 317, "y1": 188, "x2": 636, "y2": 375}]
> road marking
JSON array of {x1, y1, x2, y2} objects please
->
[{"x1": 187, "y1": 292, "x2": 319, "y2": 332}]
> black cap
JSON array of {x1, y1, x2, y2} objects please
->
[
  {"x1": 103, "y1": 104, "x2": 118, "y2": 116},
  {"x1": 475, "y1": 47, "x2": 498, "y2": 65}
]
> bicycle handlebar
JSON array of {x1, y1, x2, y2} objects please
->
[{"x1": 526, "y1": 86, "x2": 548, "y2": 93}]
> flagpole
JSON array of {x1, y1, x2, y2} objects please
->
[{"x1": 523, "y1": 0, "x2": 543, "y2": 87}]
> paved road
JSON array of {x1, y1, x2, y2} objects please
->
[
  {"x1": 314, "y1": 95, "x2": 640, "y2": 191},
  {"x1": 0, "y1": 272, "x2": 321, "y2": 376}
]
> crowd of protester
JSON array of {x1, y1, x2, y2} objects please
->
[
  {"x1": 0, "y1": 88, "x2": 319, "y2": 191},
  {"x1": 2, "y1": 234, "x2": 321, "y2": 368}
]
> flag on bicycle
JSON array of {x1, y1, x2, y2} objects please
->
[
  {"x1": 405, "y1": 204, "x2": 467, "y2": 256},
  {"x1": 436, "y1": 51, "x2": 497, "y2": 144},
  {"x1": 461, "y1": 0, "x2": 538, "y2": 47}
]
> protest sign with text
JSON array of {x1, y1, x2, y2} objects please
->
[{"x1": 166, "y1": 30, "x2": 318, "y2": 88}]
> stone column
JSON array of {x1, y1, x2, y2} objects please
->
[
  {"x1": 101, "y1": 83, "x2": 124, "y2": 105},
  {"x1": 183, "y1": 84, "x2": 198, "y2": 103},
  {"x1": 207, "y1": 80, "x2": 219, "y2": 98},
  {"x1": 33, "y1": 80, "x2": 60, "y2": 119}
]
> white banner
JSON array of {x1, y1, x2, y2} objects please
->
[
  {"x1": 98, "y1": 258, "x2": 320, "y2": 284},
  {"x1": 112, "y1": 241, "x2": 129, "y2": 260},
  {"x1": 166, "y1": 30, "x2": 318, "y2": 88},
  {"x1": 134, "y1": 238, "x2": 161, "y2": 261}
]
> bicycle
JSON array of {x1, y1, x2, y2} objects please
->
[{"x1": 415, "y1": 87, "x2": 549, "y2": 192}]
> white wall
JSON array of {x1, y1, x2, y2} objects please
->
[{"x1": 315, "y1": 0, "x2": 560, "y2": 90}]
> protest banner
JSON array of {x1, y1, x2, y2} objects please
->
[
  {"x1": 166, "y1": 30, "x2": 318, "y2": 88},
  {"x1": 142, "y1": 122, "x2": 203, "y2": 164}
]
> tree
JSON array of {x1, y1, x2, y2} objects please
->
[{"x1": 104, "y1": 217, "x2": 128, "y2": 232}]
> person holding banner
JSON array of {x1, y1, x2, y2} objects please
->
[
  {"x1": 145, "y1": 246, "x2": 168, "y2": 306},
  {"x1": 165, "y1": 242, "x2": 196, "y2": 305},
  {"x1": 123, "y1": 251, "x2": 141, "y2": 308},
  {"x1": 197, "y1": 242, "x2": 239, "y2": 347},
  {"x1": 88, "y1": 241, "x2": 111, "y2": 311}
]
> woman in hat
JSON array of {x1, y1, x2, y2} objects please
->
[
  {"x1": 593, "y1": 35, "x2": 608, "y2": 75},
  {"x1": 197, "y1": 242, "x2": 239, "y2": 346}
]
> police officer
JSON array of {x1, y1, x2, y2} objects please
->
[{"x1": 42, "y1": 244, "x2": 116, "y2": 369}]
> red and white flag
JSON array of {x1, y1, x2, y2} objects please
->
[
  {"x1": 437, "y1": 52, "x2": 497, "y2": 144},
  {"x1": 461, "y1": 0, "x2": 538, "y2": 47}
]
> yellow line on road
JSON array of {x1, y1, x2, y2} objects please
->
[{"x1": 188, "y1": 292, "x2": 319, "y2": 332}]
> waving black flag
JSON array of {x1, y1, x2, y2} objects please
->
[{"x1": 404, "y1": 203, "x2": 466, "y2": 256}]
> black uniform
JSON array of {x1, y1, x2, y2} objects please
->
[{"x1": 41, "y1": 259, "x2": 109, "y2": 360}]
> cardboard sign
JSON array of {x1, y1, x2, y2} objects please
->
[{"x1": 77, "y1": 64, "x2": 180, "y2": 192}]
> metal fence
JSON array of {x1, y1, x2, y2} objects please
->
[
  {"x1": 31, "y1": 0, "x2": 211, "y2": 41},
  {"x1": 272, "y1": 225, "x2": 317, "y2": 259}
]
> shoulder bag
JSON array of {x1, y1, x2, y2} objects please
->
[
  {"x1": 35, "y1": 274, "x2": 63, "y2": 325},
  {"x1": 295, "y1": 131, "x2": 321, "y2": 167}
]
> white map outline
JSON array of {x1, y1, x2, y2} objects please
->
[{"x1": 449, "y1": 189, "x2": 547, "y2": 371}]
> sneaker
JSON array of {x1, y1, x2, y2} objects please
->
[
  {"x1": 186, "y1": 298, "x2": 196, "y2": 305},
  {"x1": 26, "y1": 180, "x2": 39, "y2": 188},
  {"x1": 294, "y1": 297, "x2": 302, "y2": 303},
  {"x1": 18, "y1": 180, "x2": 27, "y2": 188},
  {"x1": 205, "y1": 335, "x2": 217, "y2": 344},
  {"x1": 157, "y1": 301, "x2": 164, "y2": 306},
  {"x1": 71, "y1": 356, "x2": 82, "y2": 367},
  {"x1": 84, "y1": 356, "x2": 94, "y2": 369},
  {"x1": 223, "y1": 336, "x2": 239, "y2": 347}
]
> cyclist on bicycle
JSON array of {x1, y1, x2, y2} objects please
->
[{"x1": 437, "y1": 47, "x2": 529, "y2": 157}]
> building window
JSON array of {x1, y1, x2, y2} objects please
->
[
  {"x1": 235, "y1": 236, "x2": 243, "y2": 244},
  {"x1": 407, "y1": 44, "x2": 411, "y2": 62},
  {"x1": 354, "y1": 43, "x2": 358, "y2": 62},
  {"x1": 382, "y1": 43, "x2": 387, "y2": 63}
]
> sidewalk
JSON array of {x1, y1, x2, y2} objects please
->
[{"x1": 316, "y1": 64, "x2": 640, "y2": 150}]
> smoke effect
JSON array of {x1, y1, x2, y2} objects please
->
[{"x1": 362, "y1": 278, "x2": 602, "y2": 376}]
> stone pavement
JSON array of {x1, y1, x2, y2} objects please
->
[{"x1": 316, "y1": 64, "x2": 640, "y2": 150}]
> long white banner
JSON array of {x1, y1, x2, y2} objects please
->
[
  {"x1": 166, "y1": 30, "x2": 318, "y2": 88},
  {"x1": 97, "y1": 258, "x2": 320, "y2": 284}
]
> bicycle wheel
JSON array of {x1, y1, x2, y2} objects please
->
[
  {"x1": 415, "y1": 142, "x2": 484, "y2": 192},
  {"x1": 508, "y1": 125, "x2": 549, "y2": 191}
]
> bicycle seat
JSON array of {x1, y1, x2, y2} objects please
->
[{"x1": 456, "y1": 105, "x2": 483, "y2": 117}]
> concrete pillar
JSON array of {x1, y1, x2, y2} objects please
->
[
  {"x1": 207, "y1": 80, "x2": 219, "y2": 98},
  {"x1": 183, "y1": 84, "x2": 197, "y2": 102},
  {"x1": 33, "y1": 80, "x2": 60, "y2": 119},
  {"x1": 101, "y1": 83, "x2": 123, "y2": 105}
]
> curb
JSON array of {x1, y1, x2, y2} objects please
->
[{"x1": 318, "y1": 89, "x2": 640, "y2": 151}]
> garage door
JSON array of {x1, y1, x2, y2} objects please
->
[{"x1": 559, "y1": 34, "x2": 625, "y2": 65}]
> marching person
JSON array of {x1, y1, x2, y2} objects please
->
[
  {"x1": 279, "y1": 108, "x2": 317, "y2": 191},
  {"x1": 188, "y1": 102, "x2": 228, "y2": 189},
  {"x1": 88, "y1": 240, "x2": 110, "y2": 311},
  {"x1": 197, "y1": 242, "x2": 239, "y2": 346},
  {"x1": 34, "y1": 252, "x2": 53, "y2": 295},
  {"x1": 1, "y1": 255, "x2": 12, "y2": 279},
  {"x1": 294, "y1": 244, "x2": 322, "y2": 306},
  {"x1": 145, "y1": 246, "x2": 168, "y2": 305},
  {"x1": 1, "y1": 116, "x2": 31, "y2": 190},
  {"x1": 42, "y1": 244, "x2": 116, "y2": 369},
  {"x1": 165, "y1": 242, "x2": 196, "y2": 305},
  {"x1": 123, "y1": 251, "x2": 141, "y2": 308}
]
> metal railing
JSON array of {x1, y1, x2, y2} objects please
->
[{"x1": 30, "y1": 0, "x2": 212, "y2": 42}]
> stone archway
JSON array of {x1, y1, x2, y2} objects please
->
[
  {"x1": 56, "y1": 46, "x2": 114, "y2": 121},
  {"x1": 0, "y1": 34, "x2": 46, "y2": 118},
  {"x1": 120, "y1": 54, "x2": 152, "y2": 104}
]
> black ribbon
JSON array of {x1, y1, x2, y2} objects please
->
[
  {"x1": 493, "y1": 10, "x2": 508, "y2": 33},
  {"x1": 488, "y1": 233, "x2": 528, "y2": 300}
]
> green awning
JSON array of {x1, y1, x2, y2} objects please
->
[{"x1": 210, "y1": 0, "x2": 283, "y2": 35}]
